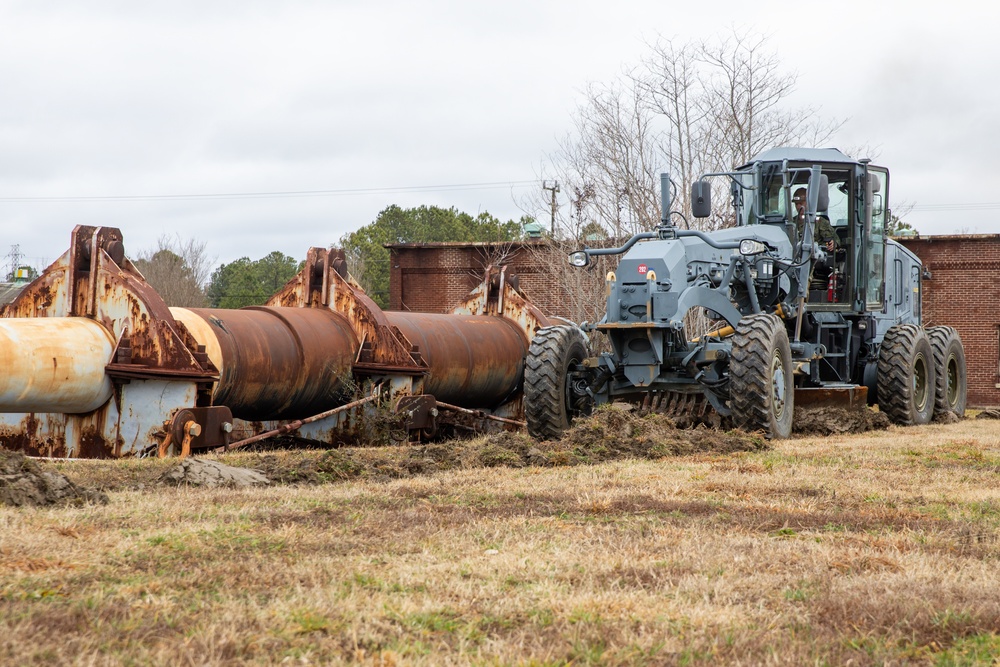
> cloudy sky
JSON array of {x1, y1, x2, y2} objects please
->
[{"x1": 0, "y1": 1, "x2": 994, "y2": 271}]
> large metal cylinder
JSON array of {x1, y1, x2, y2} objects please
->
[
  {"x1": 171, "y1": 307, "x2": 359, "y2": 421},
  {"x1": 385, "y1": 312, "x2": 528, "y2": 408},
  {"x1": 0, "y1": 317, "x2": 114, "y2": 413}
]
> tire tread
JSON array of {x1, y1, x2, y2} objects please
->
[{"x1": 525, "y1": 326, "x2": 587, "y2": 439}]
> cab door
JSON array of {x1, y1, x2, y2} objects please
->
[{"x1": 864, "y1": 167, "x2": 889, "y2": 310}]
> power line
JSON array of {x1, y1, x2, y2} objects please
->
[
  {"x1": 0, "y1": 180, "x2": 540, "y2": 203},
  {"x1": 910, "y1": 202, "x2": 1000, "y2": 212}
]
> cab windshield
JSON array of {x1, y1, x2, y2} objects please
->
[{"x1": 745, "y1": 166, "x2": 851, "y2": 235}]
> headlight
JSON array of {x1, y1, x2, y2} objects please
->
[
  {"x1": 739, "y1": 239, "x2": 767, "y2": 256},
  {"x1": 568, "y1": 250, "x2": 590, "y2": 267}
]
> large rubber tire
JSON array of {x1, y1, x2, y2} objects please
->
[
  {"x1": 730, "y1": 314, "x2": 794, "y2": 439},
  {"x1": 877, "y1": 324, "x2": 935, "y2": 425},
  {"x1": 525, "y1": 326, "x2": 589, "y2": 440},
  {"x1": 927, "y1": 326, "x2": 967, "y2": 418}
]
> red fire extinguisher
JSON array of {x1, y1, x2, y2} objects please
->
[{"x1": 827, "y1": 269, "x2": 838, "y2": 303}]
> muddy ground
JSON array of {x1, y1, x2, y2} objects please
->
[
  {"x1": 791, "y1": 405, "x2": 891, "y2": 435},
  {"x1": 0, "y1": 451, "x2": 108, "y2": 507},
  {"x1": 253, "y1": 404, "x2": 769, "y2": 486},
  {"x1": 3, "y1": 405, "x2": 767, "y2": 501},
  {"x1": 1, "y1": 402, "x2": 917, "y2": 504}
]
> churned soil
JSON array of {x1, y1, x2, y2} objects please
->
[
  {"x1": 33, "y1": 404, "x2": 765, "y2": 492},
  {"x1": 792, "y1": 406, "x2": 891, "y2": 436},
  {"x1": 251, "y1": 404, "x2": 768, "y2": 484},
  {"x1": 0, "y1": 451, "x2": 108, "y2": 507},
  {"x1": 157, "y1": 458, "x2": 270, "y2": 488},
  {"x1": 549, "y1": 403, "x2": 767, "y2": 461},
  {"x1": 3, "y1": 402, "x2": 907, "y2": 498}
]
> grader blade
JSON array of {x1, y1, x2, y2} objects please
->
[{"x1": 793, "y1": 386, "x2": 868, "y2": 410}]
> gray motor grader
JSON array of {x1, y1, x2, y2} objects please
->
[{"x1": 525, "y1": 147, "x2": 967, "y2": 439}]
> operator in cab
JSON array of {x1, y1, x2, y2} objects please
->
[
  {"x1": 792, "y1": 187, "x2": 837, "y2": 252},
  {"x1": 792, "y1": 187, "x2": 842, "y2": 299},
  {"x1": 792, "y1": 188, "x2": 840, "y2": 252}
]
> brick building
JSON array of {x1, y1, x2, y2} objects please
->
[
  {"x1": 387, "y1": 241, "x2": 567, "y2": 316},
  {"x1": 898, "y1": 235, "x2": 1000, "y2": 407},
  {"x1": 390, "y1": 235, "x2": 1000, "y2": 407}
]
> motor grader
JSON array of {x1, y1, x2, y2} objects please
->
[{"x1": 525, "y1": 147, "x2": 967, "y2": 439}]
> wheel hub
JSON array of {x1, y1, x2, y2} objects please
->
[
  {"x1": 771, "y1": 350, "x2": 786, "y2": 418},
  {"x1": 946, "y1": 354, "x2": 959, "y2": 408},
  {"x1": 913, "y1": 354, "x2": 928, "y2": 411}
]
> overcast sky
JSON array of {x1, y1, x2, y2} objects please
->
[{"x1": 0, "y1": 1, "x2": 995, "y2": 271}]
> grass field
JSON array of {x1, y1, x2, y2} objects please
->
[{"x1": 3, "y1": 417, "x2": 1000, "y2": 665}]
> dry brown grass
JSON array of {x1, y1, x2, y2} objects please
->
[{"x1": 3, "y1": 419, "x2": 1000, "y2": 665}]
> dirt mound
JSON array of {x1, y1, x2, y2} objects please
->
[
  {"x1": 933, "y1": 410, "x2": 961, "y2": 424},
  {"x1": 791, "y1": 406, "x2": 890, "y2": 436},
  {"x1": 234, "y1": 406, "x2": 766, "y2": 486},
  {"x1": 468, "y1": 432, "x2": 551, "y2": 468},
  {"x1": 550, "y1": 404, "x2": 767, "y2": 462},
  {"x1": 0, "y1": 452, "x2": 108, "y2": 507},
  {"x1": 976, "y1": 409, "x2": 1000, "y2": 420},
  {"x1": 158, "y1": 458, "x2": 270, "y2": 488}
]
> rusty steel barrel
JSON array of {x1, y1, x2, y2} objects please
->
[
  {"x1": 0, "y1": 317, "x2": 114, "y2": 413},
  {"x1": 385, "y1": 312, "x2": 528, "y2": 408},
  {"x1": 171, "y1": 307, "x2": 359, "y2": 421}
]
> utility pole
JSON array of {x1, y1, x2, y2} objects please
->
[{"x1": 542, "y1": 181, "x2": 560, "y2": 236}]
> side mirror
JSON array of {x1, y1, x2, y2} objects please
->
[
  {"x1": 691, "y1": 180, "x2": 711, "y2": 218},
  {"x1": 863, "y1": 172, "x2": 883, "y2": 234},
  {"x1": 870, "y1": 173, "x2": 882, "y2": 193}
]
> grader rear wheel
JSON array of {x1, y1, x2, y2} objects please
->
[
  {"x1": 730, "y1": 314, "x2": 794, "y2": 439},
  {"x1": 877, "y1": 324, "x2": 935, "y2": 425},
  {"x1": 525, "y1": 326, "x2": 590, "y2": 440},
  {"x1": 927, "y1": 326, "x2": 967, "y2": 418}
]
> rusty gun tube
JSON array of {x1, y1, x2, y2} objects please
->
[
  {"x1": 170, "y1": 307, "x2": 359, "y2": 421},
  {"x1": 385, "y1": 312, "x2": 527, "y2": 408},
  {"x1": 0, "y1": 317, "x2": 114, "y2": 413}
]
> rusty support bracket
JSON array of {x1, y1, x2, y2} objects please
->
[
  {"x1": 214, "y1": 394, "x2": 381, "y2": 453},
  {"x1": 266, "y1": 247, "x2": 426, "y2": 372},
  {"x1": 435, "y1": 401, "x2": 527, "y2": 428}
]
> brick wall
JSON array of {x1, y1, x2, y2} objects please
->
[
  {"x1": 391, "y1": 235, "x2": 1000, "y2": 407},
  {"x1": 388, "y1": 242, "x2": 569, "y2": 316},
  {"x1": 899, "y1": 235, "x2": 1000, "y2": 407}
]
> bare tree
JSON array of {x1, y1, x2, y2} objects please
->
[
  {"x1": 520, "y1": 239, "x2": 618, "y2": 333},
  {"x1": 518, "y1": 30, "x2": 846, "y2": 331},
  {"x1": 529, "y1": 30, "x2": 845, "y2": 241},
  {"x1": 546, "y1": 80, "x2": 664, "y2": 241},
  {"x1": 632, "y1": 37, "x2": 707, "y2": 222},
  {"x1": 697, "y1": 31, "x2": 843, "y2": 170},
  {"x1": 132, "y1": 234, "x2": 214, "y2": 307}
]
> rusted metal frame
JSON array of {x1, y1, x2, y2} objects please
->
[
  {"x1": 0, "y1": 227, "x2": 226, "y2": 457},
  {"x1": 352, "y1": 362, "x2": 427, "y2": 376},
  {"x1": 266, "y1": 246, "x2": 426, "y2": 372},
  {"x1": 435, "y1": 401, "x2": 527, "y2": 427},
  {"x1": 214, "y1": 394, "x2": 381, "y2": 453},
  {"x1": 451, "y1": 264, "x2": 551, "y2": 336},
  {"x1": 6, "y1": 226, "x2": 216, "y2": 382},
  {"x1": 447, "y1": 266, "x2": 552, "y2": 423}
]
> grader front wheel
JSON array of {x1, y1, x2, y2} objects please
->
[
  {"x1": 525, "y1": 326, "x2": 590, "y2": 440},
  {"x1": 730, "y1": 314, "x2": 794, "y2": 439}
]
